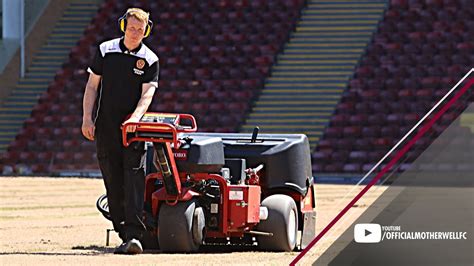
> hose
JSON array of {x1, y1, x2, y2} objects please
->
[{"x1": 96, "y1": 194, "x2": 112, "y2": 221}]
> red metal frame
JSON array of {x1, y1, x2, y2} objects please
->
[
  {"x1": 300, "y1": 185, "x2": 315, "y2": 212},
  {"x1": 226, "y1": 185, "x2": 261, "y2": 233}
]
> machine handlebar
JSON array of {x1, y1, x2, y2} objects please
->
[{"x1": 121, "y1": 112, "x2": 197, "y2": 147}]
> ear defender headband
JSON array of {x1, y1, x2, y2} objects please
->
[{"x1": 118, "y1": 10, "x2": 153, "y2": 38}]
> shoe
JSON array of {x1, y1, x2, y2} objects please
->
[
  {"x1": 125, "y1": 238, "x2": 143, "y2": 254},
  {"x1": 114, "y1": 238, "x2": 143, "y2": 255},
  {"x1": 114, "y1": 242, "x2": 127, "y2": 254}
]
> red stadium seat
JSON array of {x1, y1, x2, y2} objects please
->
[{"x1": 37, "y1": 151, "x2": 53, "y2": 162}]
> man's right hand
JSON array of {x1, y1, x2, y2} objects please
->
[
  {"x1": 82, "y1": 119, "x2": 95, "y2": 141},
  {"x1": 82, "y1": 72, "x2": 101, "y2": 141}
]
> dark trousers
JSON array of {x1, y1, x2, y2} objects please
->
[{"x1": 96, "y1": 124, "x2": 146, "y2": 242}]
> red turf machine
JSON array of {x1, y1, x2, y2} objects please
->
[{"x1": 97, "y1": 112, "x2": 316, "y2": 252}]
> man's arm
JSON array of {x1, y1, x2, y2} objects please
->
[
  {"x1": 123, "y1": 83, "x2": 156, "y2": 132},
  {"x1": 81, "y1": 72, "x2": 102, "y2": 140}
]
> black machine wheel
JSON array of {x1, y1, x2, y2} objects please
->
[
  {"x1": 140, "y1": 205, "x2": 159, "y2": 250},
  {"x1": 141, "y1": 230, "x2": 159, "y2": 250},
  {"x1": 257, "y1": 194, "x2": 298, "y2": 251},
  {"x1": 158, "y1": 199, "x2": 205, "y2": 252}
]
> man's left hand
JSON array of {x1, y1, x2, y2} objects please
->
[{"x1": 122, "y1": 116, "x2": 140, "y2": 133}]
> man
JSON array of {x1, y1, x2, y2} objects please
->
[{"x1": 81, "y1": 8, "x2": 158, "y2": 254}]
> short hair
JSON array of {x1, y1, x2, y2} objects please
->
[{"x1": 125, "y1": 8, "x2": 149, "y2": 25}]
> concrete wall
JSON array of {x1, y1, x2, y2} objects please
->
[
  {"x1": 0, "y1": 0, "x2": 70, "y2": 105},
  {"x1": 1, "y1": 0, "x2": 50, "y2": 72},
  {"x1": 2, "y1": 0, "x2": 50, "y2": 39}
]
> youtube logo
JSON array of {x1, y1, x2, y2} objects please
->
[{"x1": 354, "y1": 223, "x2": 382, "y2": 243}]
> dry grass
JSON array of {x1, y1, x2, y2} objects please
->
[{"x1": 0, "y1": 177, "x2": 386, "y2": 265}]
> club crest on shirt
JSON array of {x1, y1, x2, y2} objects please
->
[{"x1": 136, "y1": 59, "x2": 145, "y2": 69}]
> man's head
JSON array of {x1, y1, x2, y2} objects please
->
[{"x1": 119, "y1": 8, "x2": 152, "y2": 48}]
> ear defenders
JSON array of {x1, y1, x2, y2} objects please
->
[{"x1": 118, "y1": 11, "x2": 153, "y2": 38}]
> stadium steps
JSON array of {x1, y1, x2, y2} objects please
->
[
  {"x1": 240, "y1": 0, "x2": 388, "y2": 149},
  {"x1": 0, "y1": 1, "x2": 99, "y2": 152}
]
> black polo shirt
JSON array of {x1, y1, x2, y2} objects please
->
[{"x1": 88, "y1": 37, "x2": 159, "y2": 129}]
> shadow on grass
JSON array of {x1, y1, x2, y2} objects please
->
[
  {"x1": 72, "y1": 245, "x2": 162, "y2": 255},
  {"x1": 70, "y1": 244, "x2": 273, "y2": 254},
  {"x1": 72, "y1": 245, "x2": 115, "y2": 253},
  {"x1": 0, "y1": 245, "x2": 113, "y2": 256},
  {"x1": 0, "y1": 245, "x2": 295, "y2": 256}
]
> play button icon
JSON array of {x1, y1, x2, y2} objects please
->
[
  {"x1": 354, "y1": 223, "x2": 382, "y2": 243},
  {"x1": 365, "y1": 229, "x2": 372, "y2": 237}
]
